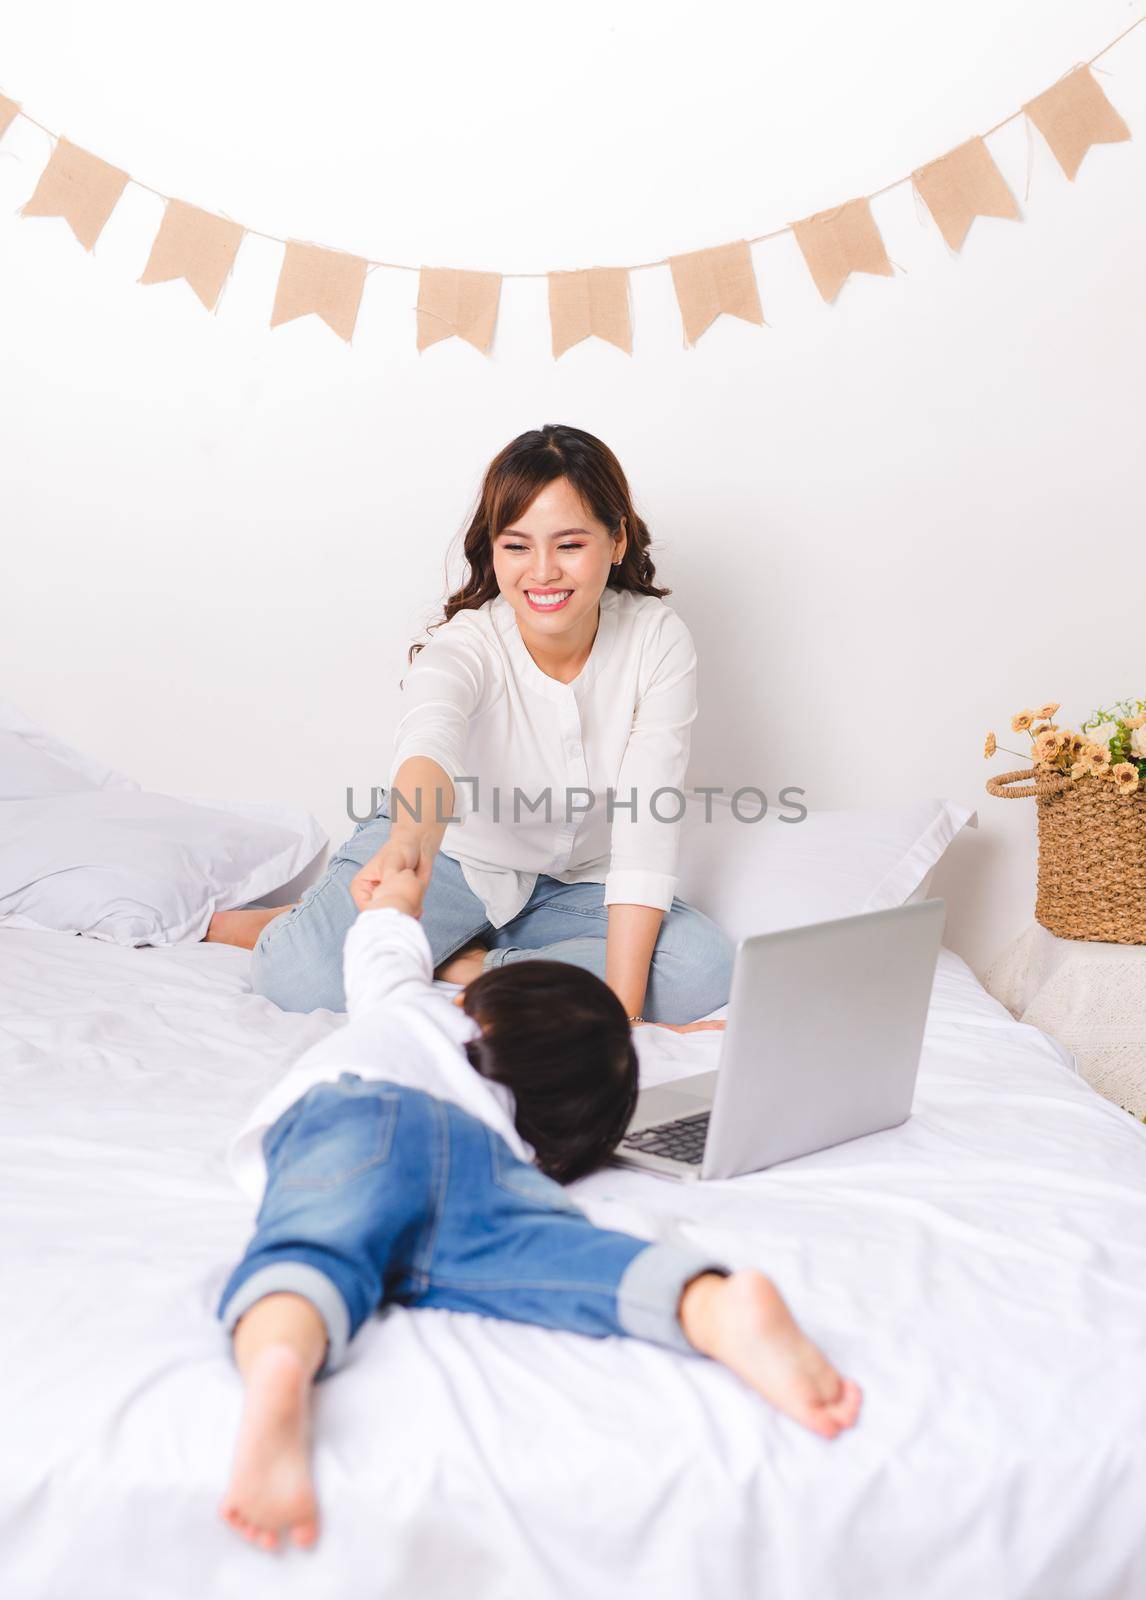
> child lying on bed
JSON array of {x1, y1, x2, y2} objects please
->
[{"x1": 217, "y1": 847, "x2": 862, "y2": 1553}]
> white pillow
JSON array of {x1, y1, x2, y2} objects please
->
[
  {"x1": 674, "y1": 792, "x2": 976, "y2": 941},
  {"x1": 0, "y1": 704, "x2": 326, "y2": 946},
  {"x1": 0, "y1": 701, "x2": 140, "y2": 798}
]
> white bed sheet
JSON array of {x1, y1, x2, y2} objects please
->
[{"x1": 1, "y1": 928, "x2": 1144, "y2": 1600}]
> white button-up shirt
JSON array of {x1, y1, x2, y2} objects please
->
[{"x1": 387, "y1": 586, "x2": 698, "y2": 928}]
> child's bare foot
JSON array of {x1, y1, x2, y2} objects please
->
[
  {"x1": 219, "y1": 1343, "x2": 319, "y2": 1552},
  {"x1": 435, "y1": 939, "x2": 489, "y2": 986},
  {"x1": 679, "y1": 1270, "x2": 862, "y2": 1439},
  {"x1": 205, "y1": 905, "x2": 295, "y2": 949}
]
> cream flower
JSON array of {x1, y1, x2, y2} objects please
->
[
  {"x1": 1070, "y1": 760, "x2": 1092, "y2": 780},
  {"x1": 1124, "y1": 714, "x2": 1146, "y2": 731},
  {"x1": 1087, "y1": 742, "x2": 1112, "y2": 768},
  {"x1": 1088, "y1": 719, "x2": 1119, "y2": 747},
  {"x1": 1033, "y1": 729, "x2": 1065, "y2": 763},
  {"x1": 1011, "y1": 710, "x2": 1035, "y2": 733},
  {"x1": 1034, "y1": 702, "x2": 1060, "y2": 719},
  {"x1": 1112, "y1": 762, "x2": 1140, "y2": 793},
  {"x1": 983, "y1": 732, "x2": 997, "y2": 759},
  {"x1": 1131, "y1": 727, "x2": 1146, "y2": 760}
]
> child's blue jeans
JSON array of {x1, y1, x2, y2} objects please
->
[{"x1": 218, "y1": 1075, "x2": 730, "y2": 1377}]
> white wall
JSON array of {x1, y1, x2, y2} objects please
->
[{"x1": 2, "y1": 0, "x2": 1143, "y2": 976}]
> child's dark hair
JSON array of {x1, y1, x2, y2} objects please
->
[{"x1": 461, "y1": 960, "x2": 639, "y2": 1184}]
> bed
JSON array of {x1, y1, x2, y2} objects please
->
[{"x1": 2, "y1": 925, "x2": 1144, "y2": 1600}]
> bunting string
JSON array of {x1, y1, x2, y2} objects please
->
[{"x1": 0, "y1": 14, "x2": 1140, "y2": 354}]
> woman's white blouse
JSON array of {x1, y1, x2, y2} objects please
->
[{"x1": 387, "y1": 586, "x2": 698, "y2": 928}]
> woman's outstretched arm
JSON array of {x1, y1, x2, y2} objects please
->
[
  {"x1": 387, "y1": 755, "x2": 459, "y2": 844},
  {"x1": 349, "y1": 755, "x2": 456, "y2": 910},
  {"x1": 353, "y1": 624, "x2": 485, "y2": 911}
]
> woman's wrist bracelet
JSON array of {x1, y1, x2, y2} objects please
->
[{"x1": 627, "y1": 1014, "x2": 644, "y2": 1025}]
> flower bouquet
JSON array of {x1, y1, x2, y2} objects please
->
[{"x1": 984, "y1": 698, "x2": 1146, "y2": 944}]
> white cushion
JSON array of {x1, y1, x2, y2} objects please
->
[
  {"x1": 675, "y1": 792, "x2": 976, "y2": 940},
  {"x1": 0, "y1": 702, "x2": 140, "y2": 798},
  {"x1": 0, "y1": 704, "x2": 326, "y2": 946}
]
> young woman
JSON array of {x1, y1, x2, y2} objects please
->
[{"x1": 208, "y1": 424, "x2": 734, "y2": 1031}]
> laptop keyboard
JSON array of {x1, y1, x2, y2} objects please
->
[{"x1": 620, "y1": 1111, "x2": 710, "y2": 1165}]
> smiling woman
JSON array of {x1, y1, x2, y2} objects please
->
[
  {"x1": 209, "y1": 424, "x2": 734, "y2": 1029},
  {"x1": 491, "y1": 489, "x2": 617, "y2": 679}
]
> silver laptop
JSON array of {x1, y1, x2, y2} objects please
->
[{"x1": 612, "y1": 900, "x2": 945, "y2": 1182}]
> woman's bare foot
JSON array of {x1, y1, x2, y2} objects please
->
[
  {"x1": 435, "y1": 939, "x2": 489, "y2": 985},
  {"x1": 679, "y1": 1270, "x2": 862, "y2": 1439},
  {"x1": 219, "y1": 1343, "x2": 319, "y2": 1552},
  {"x1": 205, "y1": 905, "x2": 295, "y2": 950}
]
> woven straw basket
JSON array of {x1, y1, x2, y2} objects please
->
[{"x1": 986, "y1": 768, "x2": 1146, "y2": 944}]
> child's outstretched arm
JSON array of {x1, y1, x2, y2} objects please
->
[{"x1": 340, "y1": 853, "x2": 438, "y2": 1019}]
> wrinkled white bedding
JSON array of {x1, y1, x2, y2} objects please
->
[{"x1": 1, "y1": 929, "x2": 1144, "y2": 1600}]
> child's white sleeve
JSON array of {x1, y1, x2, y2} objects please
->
[{"x1": 342, "y1": 907, "x2": 435, "y2": 1018}]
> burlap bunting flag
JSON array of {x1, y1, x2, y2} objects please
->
[
  {"x1": 0, "y1": 21, "x2": 1140, "y2": 355},
  {"x1": 1023, "y1": 65, "x2": 1131, "y2": 181},
  {"x1": 140, "y1": 200, "x2": 244, "y2": 311},
  {"x1": 270, "y1": 242, "x2": 367, "y2": 342},
  {"x1": 548, "y1": 268, "x2": 632, "y2": 357},
  {"x1": 416, "y1": 267, "x2": 502, "y2": 353},
  {"x1": 793, "y1": 197, "x2": 892, "y2": 303},
  {"x1": 668, "y1": 241, "x2": 763, "y2": 346},
  {"x1": 912, "y1": 136, "x2": 1020, "y2": 251},
  {"x1": 20, "y1": 137, "x2": 129, "y2": 251}
]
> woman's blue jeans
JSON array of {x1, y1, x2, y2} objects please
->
[
  {"x1": 218, "y1": 1076, "x2": 729, "y2": 1377},
  {"x1": 251, "y1": 794, "x2": 734, "y2": 1021}
]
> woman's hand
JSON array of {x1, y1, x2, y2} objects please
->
[
  {"x1": 363, "y1": 871, "x2": 424, "y2": 919},
  {"x1": 350, "y1": 837, "x2": 431, "y2": 914},
  {"x1": 633, "y1": 1019, "x2": 726, "y2": 1033}
]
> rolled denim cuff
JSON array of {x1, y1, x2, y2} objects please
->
[
  {"x1": 219, "y1": 1262, "x2": 351, "y2": 1380},
  {"x1": 615, "y1": 1243, "x2": 731, "y2": 1357}
]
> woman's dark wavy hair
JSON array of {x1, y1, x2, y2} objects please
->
[
  {"x1": 408, "y1": 424, "x2": 670, "y2": 665},
  {"x1": 460, "y1": 959, "x2": 640, "y2": 1184}
]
